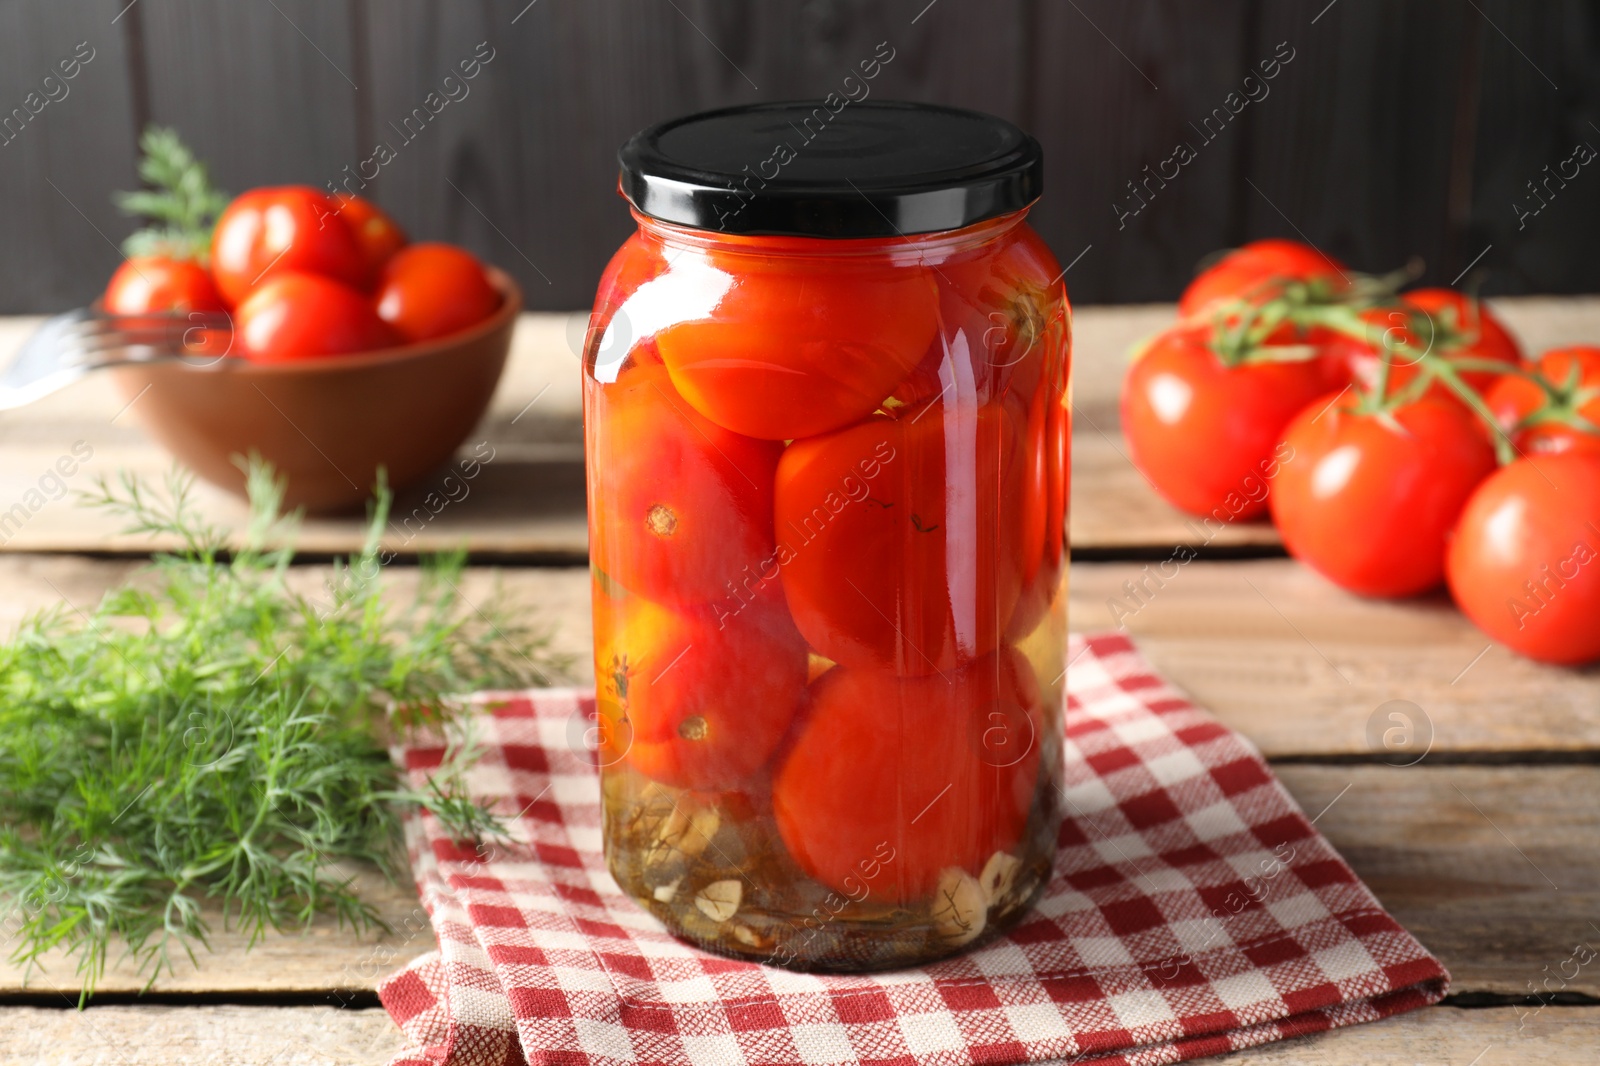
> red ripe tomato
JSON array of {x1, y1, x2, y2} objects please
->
[
  {"x1": 587, "y1": 365, "x2": 782, "y2": 605},
  {"x1": 103, "y1": 255, "x2": 230, "y2": 357},
  {"x1": 103, "y1": 255, "x2": 225, "y2": 315},
  {"x1": 1485, "y1": 346, "x2": 1600, "y2": 458},
  {"x1": 211, "y1": 186, "x2": 367, "y2": 306},
  {"x1": 1178, "y1": 239, "x2": 1347, "y2": 320},
  {"x1": 1121, "y1": 326, "x2": 1332, "y2": 521},
  {"x1": 1405, "y1": 288, "x2": 1521, "y2": 376},
  {"x1": 593, "y1": 588, "x2": 807, "y2": 789},
  {"x1": 774, "y1": 403, "x2": 1026, "y2": 676},
  {"x1": 1446, "y1": 453, "x2": 1600, "y2": 665},
  {"x1": 653, "y1": 244, "x2": 939, "y2": 439},
  {"x1": 1271, "y1": 392, "x2": 1497, "y2": 597},
  {"x1": 1332, "y1": 290, "x2": 1520, "y2": 402},
  {"x1": 375, "y1": 243, "x2": 501, "y2": 343},
  {"x1": 772, "y1": 649, "x2": 1042, "y2": 905},
  {"x1": 233, "y1": 272, "x2": 399, "y2": 362},
  {"x1": 334, "y1": 193, "x2": 407, "y2": 278}
]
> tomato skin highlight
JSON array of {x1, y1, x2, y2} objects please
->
[
  {"x1": 774, "y1": 403, "x2": 1026, "y2": 676},
  {"x1": 334, "y1": 192, "x2": 407, "y2": 279},
  {"x1": 1121, "y1": 326, "x2": 1331, "y2": 521},
  {"x1": 375, "y1": 243, "x2": 501, "y2": 343},
  {"x1": 1271, "y1": 393, "x2": 1497, "y2": 598},
  {"x1": 211, "y1": 186, "x2": 368, "y2": 306},
  {"x1": 233, "y1": 272, "x2": 399, "y2": 362},
  {"x1": 593, "y1": 587, "x2": 808, "y2": 790},
  {"x1": 587, "y1": 365, "x2": 782, "y2": 606},
  {"x1": 1446, "y1": 453, "x2": 1600, "y2": 665},
  {"x1": 653, "y1": 245, "x2": 940, "y2": 440},
  {"x1": 771, "y1": 648, "x2": 1042, "y2": 905}
]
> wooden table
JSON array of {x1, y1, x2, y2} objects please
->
[{"x1": 1, "y1": 301, "x2": 1595, "y2": 1064}]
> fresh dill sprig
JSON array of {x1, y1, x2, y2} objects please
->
[
  {"x1": 0, "y1": 460, "x2": 566, "y2": 1003},
  {"x1": 113, "y1": 126, "x2": 229, "y2": 261}
]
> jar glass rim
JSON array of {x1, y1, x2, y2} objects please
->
[{"x1": 630, "y1": 206, "x2": 1035, "y2": 262}]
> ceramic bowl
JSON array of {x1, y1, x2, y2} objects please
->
[{"x1": 112, "y1": 269, "x2": 521, "y2": 513}]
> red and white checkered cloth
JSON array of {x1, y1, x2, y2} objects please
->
[{"x1": 378, "y1": 632, "x2": 1447, "y2": 1066}]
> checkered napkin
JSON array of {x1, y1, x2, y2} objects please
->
[{"x1": 378, "y1": 632, "x2": 1448, "y2": 1066}]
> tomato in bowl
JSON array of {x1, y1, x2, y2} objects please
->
[{"x1": 101, "y1": 159, "x2": 520, "y2": 512}]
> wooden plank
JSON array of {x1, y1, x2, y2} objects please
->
[
  {"x1": 1025, "y1": 0, "x2": 1256, "y2": 305},
  {"x1": 1465, "y1": 0, "x2": 1600, "y2": 297},
  {"x1": 360, "y1": 0, "x2": 1029, "y2": 311},
  {"x1": 0, "y1": 560, "x2": 1595, "y2": 997},
  {"x1": 2, "y1": 556, "x2": 1593, "y2": 761},
  {"x1": 0, "y1": 1003, "x2": 1590, "y2": 1066},
  {"x1": 0, "y1": 1005, "x2": 402, "y2": 1066},
  {"x1": 1239, "y1": 1, "x2": 1474, "y2": 286},
  {"x1": 1279, "y1": 765, "x2": 1600, "y2": 1000},
  {"x1": 0, "y1": 4, "x2": 139, "y2": 313},
  {"x1": 0, "y1": 1005, "x2": 1595, "y2": 1066},
  {"x1": 1070, "y1": 559, "x2": 1600, "y2": 758},
  {"x1": 135, "y1": 0, "x2": 361, "y2": 197},
  {"x1": 2, "y1": 297, "x2": 1598, "y2": 557}
]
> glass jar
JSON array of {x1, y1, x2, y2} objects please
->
[{"x1": 582, "y1": 102, "x2": 1070, "y2": 970}]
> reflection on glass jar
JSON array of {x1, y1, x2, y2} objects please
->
[{"x1": 582, "y1": 102, "x2": 1070, "y2": 971}]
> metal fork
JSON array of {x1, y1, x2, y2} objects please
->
[{"x1": 0, "y1": 307, "x2": 235, "y2": 410}]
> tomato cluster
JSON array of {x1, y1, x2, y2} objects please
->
[
  {"x1": 586, "y1": 217, "x2": 1070, "y2": 907},
  {"x1": 105, "y1": 185, "x2": 501, "y2": 361},
  {"x1": 1123, "y1": 240, "x2": 1600, "y2": 665}
]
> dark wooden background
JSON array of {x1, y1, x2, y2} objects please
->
[{"x1": 2, "y1": 0, "x2": 1596, "y2": 313}]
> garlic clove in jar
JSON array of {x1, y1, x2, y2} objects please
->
[
  {"x1": 694, "y1": 879, "x2": 743, "y2": 923},
  {"x1": 932, "y1": 867, "x2": 987, "y2": 946},
  {"x1": 978, "y1": 851, "x2": 1021, "y2": 906}
]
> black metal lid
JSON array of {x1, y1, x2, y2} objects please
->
[{"x1": 618, "y1": 101, "x2": 1043, "y2": 238}]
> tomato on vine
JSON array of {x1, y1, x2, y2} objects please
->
[
  {"x1": 1270, "y1": 391, "x2": 1497, "y2": 597},
  {"x1": 1485, "y1": 345, "x2": 1600, "y2": 458},
  {"x1": 1178, "y1": 238, "x2": 1348, "y2": 320},
  {"x1": 1121, "y1": 324, "x2": 1334, "y2": 521},
  {"x1": 1446, "y1": 452, "x2": 1600, "y2": 665},
  {"x1": 1326, "y1": 289, "x2": 1520, "y2": 406}
]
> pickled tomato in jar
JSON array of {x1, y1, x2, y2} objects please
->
[{"x1": 583, "y1": 102, "x2": 1070, "y2": 969}]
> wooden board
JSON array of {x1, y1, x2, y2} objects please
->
[
  {"x1": 1070, "y1": 560, "x2": 1600, "y2": 758},
  {"x1": 0, "y1": 3, "x2": 140, "y2": 313},
  {"x1": 1241, "y1": 1, "x2": 1476, "y2": 287},
  {"x1": 0, "y1": 1004, "x2": 1593, "y2": 1066},
  {"x1": 360, "y1": 0, "x2": 1033, "y2": 310},
  {"x1": 0, "y1": 559, "x2": 1594, "y2": 1001},
  {"x1": 3, "y1": 296, "x2": 1597, "y2": 558},
  {"x1": 0, "y1": 556, "x2": 1592, "y2": 760},
  {"x1": 1026, "y1": 0, "x2": 1254, "y2": 304},
  {"x1": 135, "y1": 0, "x2": 363, "y2": 202},
  {"x1": 4, "y1": 1, "x2": 1600, "y2": 315},
  {"x1": 1464, "y1": 0, "x2": 1600, "y2": 296}
]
